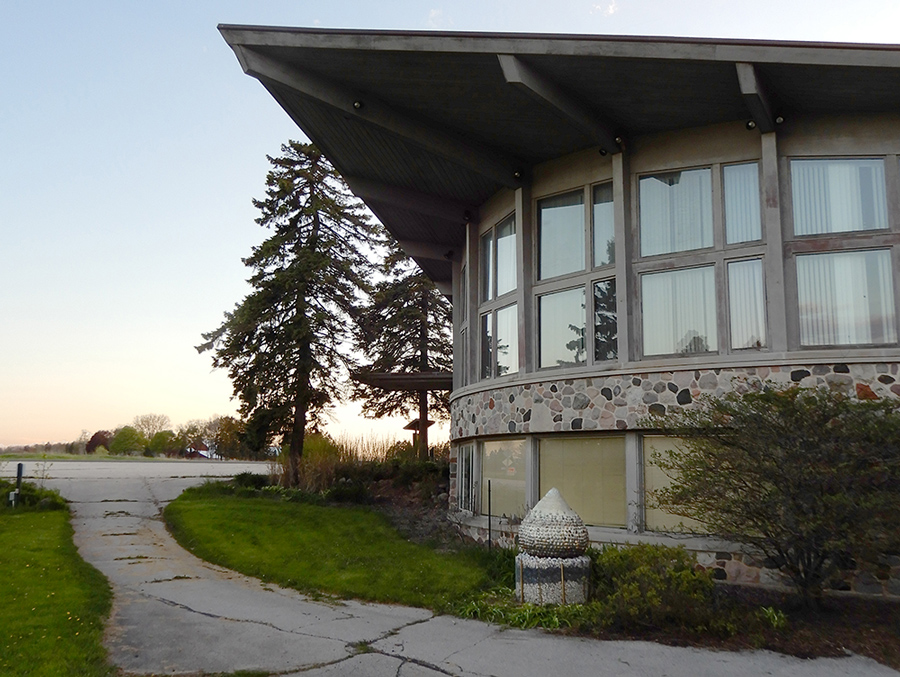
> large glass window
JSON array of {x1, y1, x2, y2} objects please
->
[
  {"x1": 791, "y1": 159, "x2": 888, "y2": 235},
  {"x1": 481, "y1": 438, "x2": 527, "y2": 518},
  {"x1": 724, "y1": 163, "x2": 762, "y2": 244},
  {"x1": 593, "y1": 280, "x2": 617, "y2": 361},
  {"x1": 495, "y1": 304, "x2": 518, "y2": 377},
  {"x1": 642, "y1": 266, "x2": 717, "y2": 356},
  {"x1": 539, "y1": 287, "x2": 586, "y2": 368},
  {"x1": 797, "y1": 249, "x2": 896, "y2": 346},
  {"x1": 457, "y1": 444, "x2": 476, "y2": 512},
  {"x1": 642, "y1": 437, "x2": 705, "y2": 533},
  {"x1": 481, "y1": 305, "x2": 518, "y2": 379},
  {"x1": 540, "y1": 436, "x2": 626, "y2": 527},
  {"x1": 593, "y1": 182, "x2": 615, "y2": 267},
  {"x1": 538, "y1": 191, "x2": 585, "y2": 280},
  {"x1": 480, "y1": 215, "x2": 517, "y2": 301},
  {"x1": 480, "y1": 230, "x2": 493, "y2": 303},
  {"x1": 496, "y1": 217, "x2": 517, "y2": 297},
  {"x1": 728, "y1": 259, "x2": 766, "y2": 349},
  {"x1": 640, "y1": 168, "x2": 713, "y2": 257}
]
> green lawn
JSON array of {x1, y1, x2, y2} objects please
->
[
  {"x1": 164, "y1": 489, "x2": 500, "y2": 609},
  {"x1": 0, "y1": 510, "x2": 113, "y2": 677}
]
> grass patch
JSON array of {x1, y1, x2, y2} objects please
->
[
  {"x1": 164, "y1": 479, "x2": 900, "y2": 669},
  {"x1": 0, "y1": 497, "x2": 113, "y2": 676},
  {"x1": 165, "y1": 487, "x2": 495, "y2": 608}
]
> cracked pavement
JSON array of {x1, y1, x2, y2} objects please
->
[{"x1": 16, "y1": 461, "x2": 897, "y2": 676}]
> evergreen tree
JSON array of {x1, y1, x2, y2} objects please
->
[
  {"x1": 198, "y1": 142, "x2": 381, "y2": 486},
  {"x1": 352, "y1": 243, "x2": 453, "y2": 457}
]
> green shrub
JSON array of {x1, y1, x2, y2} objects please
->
[
  {"x1": 648, "y1": 384, "x2": 900, "y2": 603},
  {"x1": 451, "y1": 544, "x2": 737, "y2": 636},
  {"x1": 325, "y1": 479, "x2": 370, "y2": 503},
  {"x1": 0, "y1": 480, "x2": 66, "y2": 511},
  {"x1": 233, "y1": 472, "x2": 270, "y2": 490},
  {"x1": 588, "y1": 544, "x2": 718, "y2": 632}
]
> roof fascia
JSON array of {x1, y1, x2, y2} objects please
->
[{"x1": 219, "y1": 25, "x2": 900, "y2": 69}]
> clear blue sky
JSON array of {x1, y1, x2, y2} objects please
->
[{"x1": 2, "y1": 1, "x2": 899, "y2": 445}]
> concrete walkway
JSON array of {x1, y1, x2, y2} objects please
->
[{"x1": 9, "y1": 460, "x2": 896, "y2": 676}]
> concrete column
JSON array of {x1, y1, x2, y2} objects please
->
[
  {"x1": 515, "y1": 183, "x2": 534, "y2": 374},
  {"x1": 761, "y1": 131, "x2": 788, "y2": 353},
  {"x1": 612, "y1": 151, "x2": 632, "y2": 363}
]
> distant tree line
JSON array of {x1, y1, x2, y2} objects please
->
[
  {"x1": 0, "y1": 414, "x2": 269, "y2": 460},
  {"x1": 81, "y1": 414, "x2": 268, "y2": 459}
]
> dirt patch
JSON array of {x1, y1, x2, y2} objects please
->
[{"x1": 368, "y1": 477, "x2": 465, "y2": 552}]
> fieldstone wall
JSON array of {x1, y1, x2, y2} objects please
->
[
  {"x1": 448, "y1": 360, "x2": 900, "y2": 598},
  {"x1": 450, "y1": 362, "x2": 900, "y2": 439},
  {"x1": 449, "y1": 517, "x2": 900, "y2": 597}
]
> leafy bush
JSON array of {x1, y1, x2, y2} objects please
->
[
  {"x1": 649, "y1": 384, "x2": 900, "y2": 603},
  {"x1": 0, "y1": 480, "x2": 66, "y2": 511},
  {"x1": 233, "y1": 472, "x2": 270, "y2": 490},
  {"x1": 451, "y1": 544, "x2": 732, "y2": 636},
  {"x1": 588, "y1": 544, "x2": 720, "y2": 632},
  {"x1": 325, "y1": 478, "x2": 370, "y2": 503}
]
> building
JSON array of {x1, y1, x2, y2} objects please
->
[{"x1": 220, "y1": 26, "x2": 900, "y2": 592}]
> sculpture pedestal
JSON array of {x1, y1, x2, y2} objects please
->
[{"x1": 515, "y1": 552, "x2": 590, "y2": 605}]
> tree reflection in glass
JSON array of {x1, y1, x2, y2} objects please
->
[
  {"x1": 593, "y1": 280, "x2": 617, "y2": 361},
  {"x1": 539, "y1": 287, "x2": 586, "y2": 368},
  {"x1": 496, "y1": 304, "x2": 518, "y2": 376}
]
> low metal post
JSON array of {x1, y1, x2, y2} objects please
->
[
  {"x1": 10, "y1": 463, "x2": 23, "y2": 508},
  {"x1": 487, "y1": 479, "x2": 492, "y2": 552}
]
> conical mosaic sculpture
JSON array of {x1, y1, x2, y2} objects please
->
[
  {"x1": 515, "y1": 488, "x2": 591, "y2": 605},
  {"x1": 518, "y1": 487, "x2": 589, "y2": 558}
]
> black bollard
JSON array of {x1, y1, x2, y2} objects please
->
[
  {"x1": 487, "y1": 479, "x2": 492, "y2": 552},
  {"x1": 9, "y1": 463, "x2": 24, "y2": 508}
]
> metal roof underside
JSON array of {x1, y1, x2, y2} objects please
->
[{"x1": 219, "y1": 27, "x2": 900, "y2": 291}]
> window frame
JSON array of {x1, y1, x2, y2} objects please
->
[
  {"x1": 479, "y1": 437, "x2": 528, "y2": 519},
  {"x1": 537, "y1": 434, "x2": 628, "y2": 529},
  {"x1": 456, "y1": 443, "x2": 478, "y2": 514},
  {"x1": 532, "y1": 182, "x2": 619, "y2": 373},
  {"x1": 480, "y1": 213, "x2": 517, "y2": 303},
  {"x1": 637, "y1": 166, "x2": 715, "y2": 259},
  {"x1": 633, "y1": 160, "x2": 768, "y2": 360},
  {"x1": 783, "y1": 154, "x2": 900, "y2": 351},
  {"x1": 477, "y1": 213, "x2": 520, "y2": 381}
]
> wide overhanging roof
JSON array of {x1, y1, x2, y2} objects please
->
[
  {"x1": 352, "y1": 371, "x2": 453, "y2": 392},
  {"x1": 219, "y1": 26, "x2": 900, "y2": 290}
]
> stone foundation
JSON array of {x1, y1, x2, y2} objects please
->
[
  {"x1": 451, "y1": 515, "x2": 900, "y2": 598},
  {"x1": 451, "y1": 362, "x2": 900, "y2": 439}
]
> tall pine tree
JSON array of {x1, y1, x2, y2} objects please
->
[
  {"x1": 198, "y1": 141, "x2": 382, "y2": 486},
  {"x1": 352, "y1": 243, "x2": 453, "y2": 457}
]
